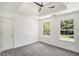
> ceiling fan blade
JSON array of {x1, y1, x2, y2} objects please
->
[
  {"x1": 34, "y1": 2, "x2": 41, "y2": 7},
  {"x1": 41, "y1": 2, "x2": 43, "y2": 7},
  {"x1": 48, "y1": 6, "x2": 55, "y2": 8}
]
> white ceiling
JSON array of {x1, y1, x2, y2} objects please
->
[
  {"x1": 18, "y1": 2, "x2": 39, "y2": 16},
  {"x1": 0, "y1": 2, "x2": 23, "y2": 13},
  {"x1": 55, "y1": 2, "x2": 79, "y2": 15},
  {"x1": 0, "y1": 2, "x2": 79, "y2": 17},
  {"x1": 19, "y1": 2, "x2": 79, "y2": 17},
  {"x1": 0, "y1": 2, "x2": 23, "y2": 17},
  {"x1": 39, "y1": 2, "x2": 67, "y2": 17}
]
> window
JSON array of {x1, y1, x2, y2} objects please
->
[
  {"x1": 60, "y1": 19, "x2": 74, "y2": 42},
  {"x1": 43, "y1": 22, "x2": 50, "y2": 36}
]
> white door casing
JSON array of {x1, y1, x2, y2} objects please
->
[
  {"x1": 0, "y1": 20, "x2": 2, "y2": 52},
  {"x1": 2, "y1": 18, "x2": 14, "y2": 51}
]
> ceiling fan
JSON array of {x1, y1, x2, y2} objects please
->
[{"x1": 34, "y1": 2, "x2": 55, "y2": 12}]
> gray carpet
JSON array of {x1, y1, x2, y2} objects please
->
[{"x1": 0, "y1": 42, "x2": 79, "y2": 56}]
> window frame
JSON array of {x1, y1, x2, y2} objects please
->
[
  {"x1": 60, "y1": 19, "x2": 74, "y2": 42},
  {"x1": 42, "y1": 21, "x2": 51, "y2": 37}
]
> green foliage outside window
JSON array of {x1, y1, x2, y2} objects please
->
[
  {"x1": 60, "y1": 19, "x2": 74, "y2": 39},
  {"x1": 43, "y1": 22, "x2": 50, "y2": 35},
  {"x1": 61, "y1": 19, "x2": 74, "y2": 29}
]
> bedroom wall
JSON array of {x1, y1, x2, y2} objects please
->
[
  {"x1": 0, "y1": 9, "x2": 39, "y2": 52},
  {"x1": 0, "y1": 2, "x2": 39, "y2": 52},
  {"x1": 14, "y1": 12, "x2": 39, "y2": 48},
  {"x1": 39, "y1": 11, "x2": 79, "y2": 53}
]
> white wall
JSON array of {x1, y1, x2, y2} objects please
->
[
  {"x1": 40, "y1": 11, "x2": 79, "y2": 53},
  {"x1": 14, "y1": 13, "x2": 39, "y2": 48},
  {"x1": 0, "y1": 2, "x2": 39, "y2": 51},
  {"x1": 0, "y1": 13, "x2": 39, "y2": 51},
  {"x1": 0, "y1": 12, "x2": 39, "y2": 51}
]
